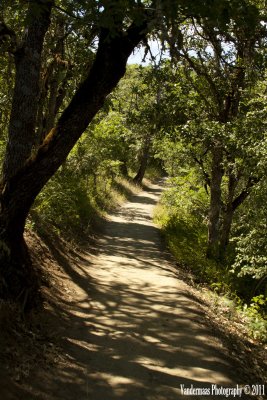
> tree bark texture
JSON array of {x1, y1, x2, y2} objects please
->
[
  {"x1": 2, "y1": 0, "x2": 54, "y2": 181},
  {"x1": 206, "y1": 145, "x2": 224, "y2": 259},
  {"x1": 37, "y1": 17, "x2": 68, "y2": 142},
  {"x1": 219, "y1": 172, "x2": 237, "y2": 258}
]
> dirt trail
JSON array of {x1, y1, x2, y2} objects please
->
[{"x1": 24, "y1": 181, "x2": 250, "y2": 400}]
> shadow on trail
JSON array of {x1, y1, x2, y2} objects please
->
[{"x1": 26, "y1": 182, "x2": 250, "y2": 400}]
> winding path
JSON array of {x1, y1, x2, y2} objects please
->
[{"x1": 27, "y1": 181, "x2": 248, "y2": 400}]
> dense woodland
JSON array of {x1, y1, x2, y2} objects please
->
[{"x1": 0, "y1": 1, "x2": 266, "y2": 340}]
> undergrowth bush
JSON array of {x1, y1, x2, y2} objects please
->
[
  {"x1": 240, "y1": 295, "x2": 267, "y2": 342},
  {"x1": 154, "y1": 202, "x2": 225, "y2": 285},
  {"x1": 31, "y1": 159, "x2": 141, "y2": 241},
  {"x1": 155, "y1": 178, "x2": 267, "y2": 342},
  {"x1": 154, "y1": 175, "x2": 223, "y2": 284},
  {"x1": 32, "y1": 167, "x2": 97, "y2": 238}
]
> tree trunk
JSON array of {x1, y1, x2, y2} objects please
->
[
  {"x1": 219, "y1": 174, "x2": 260, "y2": 258},
  {"x1": 219, "y1": 207, "x2": 234, "y2": 257},
  {"x1": 119, "y1": 162, "x2": 129, "y2": 177},
  {"x1": 38, "y1": 17, "x2": 68, "y2": 140},
  {"x1": 0, "y1": 185, "x2": 41, "y2": 308},
  {"x1": 0, "y1": 16, "x2": 149, "y2": 307},
  {"x1": 0, "y1": 229, "x2": 39, "y2": 310},
  {"x1": 133, "y1": 152, "x2": 149, "y2": 184},
  {"x1": 219, "y1": 171, "x2": 237, "y2": 258},
  {"x1": 133, "y1": 136, "x2": 151, "y2": 184},
  {"x1": 206, "y1": 145, "x2": 224, "y2": 259},
  {"x1": 2, "y1": 0, "x2": 54, "y2": 180},
  {"x1": 0, "y1": 0, "x2": 53, "y2": 308}
]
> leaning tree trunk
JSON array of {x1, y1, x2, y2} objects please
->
[
  {"x1": 133, "y1": 136, "x2": 151, "y2": 184},
  {"x1": 0, "y1": 15, "x2": 149, "y2": 307},
  {"x1": 206, "y1": 144, "x2": 224, "y2": 259},
  {"x1": 133, "y1": 151, "x2": 149, "y2": 184}
]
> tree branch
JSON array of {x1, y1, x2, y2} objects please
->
[
  {"x1": 182, "y1": 61, "x2": 218, "y2": 118},
  {"x1": 180, "y1": 50, "x2": 223, "y2": 114},
  {"x1": 190, "y1": 150, "x2": 211, "y2": 191},
  {"x1": 53, "y1": 4, "x2": 82, "y2": 20},
  {"x1": 232, "y1": 176, "x2": 261, "y2": 211}
]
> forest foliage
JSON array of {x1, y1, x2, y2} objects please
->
[{"x1": 0, "y1": 0, "x2": 266, "y2": 338}]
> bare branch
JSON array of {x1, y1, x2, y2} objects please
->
[{"x1": 232, "y1": 176, "x2": 261, "y2": 211}]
